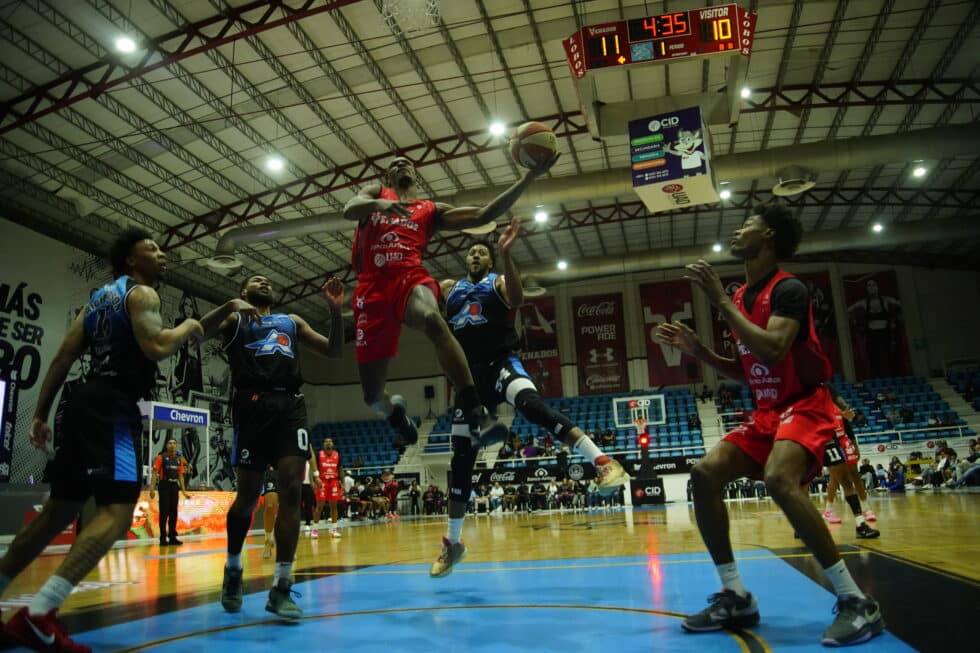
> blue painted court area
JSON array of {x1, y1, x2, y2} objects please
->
[{"x1": 23, "y1": 553, "x2": 915, "y2": 652}]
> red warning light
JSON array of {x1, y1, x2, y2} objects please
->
[{"x1": 639, "y1": 434, "x2": 650, "y2": 447}]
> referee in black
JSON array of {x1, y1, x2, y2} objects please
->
[{"x1": 150, "y1": 437, "x2": 191, "y2": 545}]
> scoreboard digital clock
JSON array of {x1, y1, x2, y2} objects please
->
[{"x1": 563, "y1": 3, "x2": 757, "y2": 79}]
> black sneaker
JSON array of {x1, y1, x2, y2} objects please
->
[
  {"x1": 159, "y1": 538, "x2": 168, "y2": 546},
  {"x1": 169, "y1": 538, "x2": 183, "y2": 546},
  {"x1": 265, "y1": 578, "x2": 303, "y2": 620},
  {"x1": 822, "y1": 595, "x2": 884, "y2": 646},
  {"x1": 856, "y1": 522, "x2": 880, "y2": 539},
  {"x1": 388, "y1": 395, "x2": 418, "y2": 445},
  {"x1": 220, "y1": 566, "x2": 244, "y2": 613},
  {"x1": 682, "y1": 590, "x2": 760, "y2": 632}
]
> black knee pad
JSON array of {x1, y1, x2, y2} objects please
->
[
  {"x1": 514, "y1": 389, "x2": 574, "y2": 439},
  {"x1": 449, "y1": 435, "x2": 479, "y2": 503}
]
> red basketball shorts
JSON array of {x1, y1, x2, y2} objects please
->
[
  {"x1": 316, "y1": 479, "x2": 343, "y2": 502},
  {"x1": 723, "y1": 386, "x2": 839, "y2": 483},
  {"x1": 352, "y1": 267, "x2": 439, "y2": 363}
]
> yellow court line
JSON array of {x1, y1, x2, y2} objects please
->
[{"x1": 114, "y1": 604, "x2": 769, "y2": 653}]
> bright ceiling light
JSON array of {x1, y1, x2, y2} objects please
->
[
  {"x1": 719, "y1": 189, "x2": 732, "y2": 200},
  {"x1": 265, "y1": 155, "x2": 284, "y2": 172},
  {"x1": 872, "y1": 223, "x2": 884, "y2": 233},
  {"x1": 740, "y1": 87, "x2": 751, "y2": 99},
  {"x1": 556, "y1": 260, "x2": 568, "y2": 271},
  {"x1": 712, "y1": 243, "x2": 722, "y2": 253},
  {"x1": 489, "y1": 121, "x2": 507, "y2": 137},
  {"x1": 534, "y1": 210, "x2": 548, "y2": 223},
  {"x1": 913, "y1": 166, "x2": 927, "y2": 178},
  {"x1": 115, "y1": 36, "x2": 137, "y2": 53}
]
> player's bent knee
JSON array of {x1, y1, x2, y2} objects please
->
[
  {"x1": 449, "y1": 436, "x2": 478, "y2": 503},
  {"x1": 514, "y1": 389, "x2": 573, "y2": 437},
  {"x1": 763, "y1": 471, "x2": 798, "y2": 499}
]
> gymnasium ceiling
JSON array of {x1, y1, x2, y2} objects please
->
[{"x1": 0, "y1": 0, "x2": 978, "y2": 324}]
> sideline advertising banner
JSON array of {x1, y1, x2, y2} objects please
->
[
  {"x1": 514, "y1": 297, "x2": 563, "y2": 397},
  {"x1": 639, "y1": 280, "x2": 701, "y2": 386}
]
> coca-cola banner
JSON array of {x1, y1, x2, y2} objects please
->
[
  {"x1": 639, "y1": 280, "x2": 701, "y2": 386},
  {"x1": 514, "y1": 297, "x2": 563, "y2": 398},
  {"x1": 572, "y1": 293, "x2": 629, "y2": 395},
  {"x1": 843, "y1": 270, "x2": 910, "y2": 380},
  {"x1": 795, "y1": 271, "x2": 843, "y2": 373},
  {"x1": 710, "y1": 276, "x2": 745, "y2": 360}
]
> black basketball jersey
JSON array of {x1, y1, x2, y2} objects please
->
[
  {"x1": 445, "y1": 273, "x2": 517, "y2": 366},
  {"x1": 223, "y1": 313, "x2": 302, "y2": 391},
  {"x1": 84, "y1": 276, "x2": 157, "y2": 398}
]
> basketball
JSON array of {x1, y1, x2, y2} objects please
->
[{"x1": 509, "y1": 121, "x2": 558, "y2": 169}]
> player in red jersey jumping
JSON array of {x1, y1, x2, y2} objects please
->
[
  {"x1": 343, "y1": 154, "x2": 557, "y2": 456},
  {"x1": 655, "y1": 204, "x2": 884, "y2": 647}
]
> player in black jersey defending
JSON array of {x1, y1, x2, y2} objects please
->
[
  {"x1": 0, "y1": 228, "x2": 203, "y2": 653},
  {"x1": 432, "y1": 217, "x2": 628, "y2": 577},
  {"x1": 199, "y1": 274, "x2": 343, "y2": 620}
]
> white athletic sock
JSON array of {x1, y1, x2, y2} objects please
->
[
  {"x1": 226, "y1": 553, "x2": 243, "y2": 570},
  {"x1": 824, "y1": 560, "x2": 864, "y2": 599},
  {"x1": 28, "y1": 575, "x2": 73, "y2": 616},
  {"x1": 274, "y1": 562, "x2": 293, "y2": 586},
  {"x1": 447, "y1": 517, "x2": 464, "y2": 544},
  {"x1": 716, "y1": 562, "x2": 748, "y2": 597},
  {"x1": 573, "y1": 435, "x2": 604, "y2": 463},
  {"x1": 855, "y1": 514, "x2": 866, "y2": 527},
  {"x1": 0, "y1": 573, "x2": 12, "y2": 596}
]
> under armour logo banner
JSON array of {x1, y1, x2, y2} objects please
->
[{"x1": 572, "y1": 293, "x2": 627, "y2": 395}]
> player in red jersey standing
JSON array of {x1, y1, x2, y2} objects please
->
[
  {"x1": 655, "y1": 204, "x2": 884, "y2": 647},
  {"x1": 343, "y1": 155, "x2": 557, "y2": 456},
  {"x1": 313, "y1": 439, "x2": 343, "y2": 539}
]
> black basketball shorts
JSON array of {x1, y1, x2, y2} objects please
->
[{"x1": 231, "y1": 390, "x2": 310, "y2": 471}]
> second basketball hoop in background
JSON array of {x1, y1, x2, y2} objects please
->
[
  {"x1": 509, "y1": 122, "x2": 558, "y2": 169},
  {"x1": 381, "y1": 0, "x2": 440, "y2": 34}
]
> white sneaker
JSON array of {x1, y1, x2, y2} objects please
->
[{"x1": 330, "y1": 529, "x2": 341, "y2": 538}]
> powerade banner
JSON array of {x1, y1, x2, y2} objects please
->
[
  {"x1": 629, "y1": 106, "x2": 719, "y2": 212},
  {"x1": 710, "y1": 276, "x2": 745, "y2": 360},
  {"x1": 639, "y1": 280, "x2": 702, "y2": 386},
  {"x1": 515, "y1": 297, "x2": 563, "y2": 398},
  {"x1": 796, "y1": 271, "x2": 843, "y2": 374},
  {"x1": 572, "y1": 293, "x2": 628, "y2": 395},
  {"x1": 843, "y1": 270, "x2": 910, "y2": 380}
]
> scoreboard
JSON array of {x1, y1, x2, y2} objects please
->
[{"x1": 563, "y1": 3, "x2": 757, "y2": 79}]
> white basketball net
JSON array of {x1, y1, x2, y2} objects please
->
[{"x1": 380, "y1": 0, "x2": 441, "y2": 34}]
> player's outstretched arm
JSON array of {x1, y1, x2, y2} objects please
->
[
  {"x1": 684, "y1": 259, "x2": 800, "y2": 365},
  {"x1": 435, "y1": 153, "x2": 559, "y2": 231},
  {"x1": 654, "y1": 321, "x2": 745, "y2": 383},
  {"x1": 128, "y1": 285, "x2": 204, "y2": 361},
  {"x1": 30, "y1": 309, "x2": 86, "y2": 446},
  {"x1": 343, "y1": 182, "x2": 413, "y2": 223},
  {"x1": 197, "y1": 299, "x2": 261, "y2": 340},
  {"x1": 496, "y1": 216, "x2": 524, "y2": 307}
]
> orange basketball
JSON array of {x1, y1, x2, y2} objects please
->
[{"x1": 509, "y1": 121, "x2": 558, "y2": 169}]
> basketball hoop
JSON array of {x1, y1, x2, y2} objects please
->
[{"x1": 380, "y1": 0, "x2": 441, "y2": 35}]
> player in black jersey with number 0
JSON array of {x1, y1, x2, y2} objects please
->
[{"x1": 199, "y1": 274, "x2": 344, "y2": 620}]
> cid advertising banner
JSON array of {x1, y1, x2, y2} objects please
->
[
  {"x1": 515, "y1": 297, "x2": 563, "y2": 397},
  {"x1": 639, "y1": 280, "x2": 702, "y2": 386},
  {"x1": 572, "y1": 293, "x2": 629, "y2": 395}
]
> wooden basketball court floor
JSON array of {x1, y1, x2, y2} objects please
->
[{"x1": 0, "y1": 492, "x2": 976, "y2": 652}]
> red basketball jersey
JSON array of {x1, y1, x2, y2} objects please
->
[
  {"x1": 318, "y1": 449, "x2": 340, "y2": 481},
  {"x1": 732, "y1": 269, "x2": 832, "y2": 411},
  {"x1": 350, "y1": 187, "x2": 437, "y2": 276}
]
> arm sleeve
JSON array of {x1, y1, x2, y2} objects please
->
[{"x1": 771, "y1": 278, "x2": 810, "y2": 341}]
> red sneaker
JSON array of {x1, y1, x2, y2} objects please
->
[{"x1": 5, "y1": 607, "x2": 91, "y2": 653}]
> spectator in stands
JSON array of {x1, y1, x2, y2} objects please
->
[
  {"x1": 408, "y1": 480, "x2": 421, "y2": 515},
  {"x1": 885, "y1": 469, "x2": 906, "y2": 493},
  {"x1": 927, "y1": 414, "x2": 940, "y2": 427},
  {"x1": 602, "y1": 430, "x2": 615, "y2": 449},
  {"x1": 699, "y1": 385, "x2": 713, "y2": 403},
  {"x1": 946, "y1": 442, "x2": 980, "y2": 488},
  {"x1": 852, "y1": 410, "x2": 868, "y2": 427},
  {"x1": 423, "y1": 484, "x2": 439, "y2": 515},
  {"x1": 382, "y1": 472, "x2": 401, "y2": 519},
  {"x1": 353, "y1": 456, "x2": 364, "y2": 469},
  {"x1": 887, "y1": 456, "x2": 905, "y2": 484},
  {"x1": 371, "y1": 482, "x2": 389, "y2": 516},
  {"x1": 718, "y1": 385, "x2": 733, "y2": 409},
  {"x1": 473, "y1": 484, "x2": 491, "y2": 514},
  {"x1": 353, "y1": 483, "x2": 373, "y2": 520},
  {"x1": 497, "y1": 437, "x2": 515, "y2": 460},
  {"x1": 874, "y1": 392, "x2": 886, "y2": 407},
  {"x1": 546, "y1": 479, "x2": 559, "y2": 508},
  {"x1": 899, "y1": 406, "x2": 914, "y2": 425},
  {"x1": 489, "y1": 482, "x2": 504, "y2": 512},
  {"x1": 572, "y1": 480, "x2": 587, "y2": 510},
  {"x1": 522, "y1": 441, "x2": 538, "y2": 458},
  {"x1": 886, "y1": 407, "x2": 901, "y2": 428},
  {"x1": 858, "y1": 459, "x2": 876, "y2": 489},
  {"x1": 688, "y1": 414, "x2": 702, "y2": 430},
  {"x1": 874, "y1": 464, "x2": 888, "y2": 487}
]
